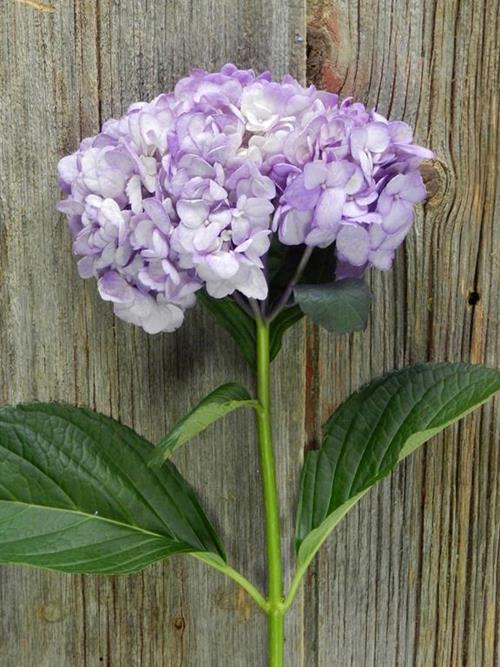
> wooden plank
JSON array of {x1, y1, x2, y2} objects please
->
[
  {"x1": 0, "y1": 1, "x2": 306, "y2": 665},
  {"x1": 1, "y1": 0, "x2": 498, "y2": 664},
  {"x1": 305, "y1": 0, "x2": 500, "y2": 665}
]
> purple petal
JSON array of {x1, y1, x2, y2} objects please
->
[
  {"x1": 303, "y1": 162, "x2": 327, "y2": 189},
  {"x1": 283, "y1": 175, "x2": 321, "y2": 210},
  {"x1": 365, "y1": 122, "x2": 390, "y2": 152},
  {"x1": 381, "y1": 199, "x2": 413, "y2": 232},
  {"x1": 314, "y1": 188, "x2": 346, "y2": 227},
  {"x1": 395, "y1": 144, "x2": 434, "y2": 160},
  {"x1": 57, "y1": 199, "x2": 84, "y2": 216},
  {"x1": 305, "y1": 227, "x2": 337, "y2": 247},
  {"x1": 335, "y1": 259, "x2": 367, "y2": 280},
  {"x1": 98, "y1": 271, "x2": 135, "y2": 303},
  {"x1": 143, "y1": 198, "x2": 171, "y2": 232},
  {"x1": 336, "y1": 224, "x2": 370, "y2": 266},
  {"x1": 368, "y1": 248, "x2": 394, "y2": 270},
  {"x1": 388, "y1": 121, "x2": 413, "y2": 144},
  {"x1": 77, "y1": 255, "x2": 95, "y2": 279},
  {"x1": 325, "y1": 161, "x2": 355, "y2": 188}
]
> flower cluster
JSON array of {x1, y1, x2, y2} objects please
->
[
  {"x1": 58, "y1": 64, "x2": 432, "y2": 333},
  {"x1": 269, "y1": 100, "x2": 432, "y2": 276}
]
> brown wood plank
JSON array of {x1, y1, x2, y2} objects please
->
[{"x1": 305, "y1": 0, "x2": 499, "y2": 665}]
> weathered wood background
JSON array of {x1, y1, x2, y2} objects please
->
[{"x1": 0, "y1": 0, "x2": 498, "y2": 664}]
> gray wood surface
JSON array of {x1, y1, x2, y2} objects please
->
[
  {"x1": 0, "y1": 0, "x2": 498, "y2": 665},
  {"x1": 306, "y1": 1, "x2": 500, "y2": 665}
]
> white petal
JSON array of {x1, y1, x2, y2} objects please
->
[
  {"x1": 303, "y1": 162, "x2": 327, "y2": 190},
  {"x1": 336, "y1": 224, "x2": 370, "y2": 266},
  {"x1": 365, "y1": 122, "x2": 390, "y2": 152},
  {"x1": 58, "y1": 154, "x2": 79, "y2": 184},
  {"x1": 142, "y1": 301, "x2": 184, "y2": 334},
  {"x1": 126, "y1": 175, "x2": 143, "y2": 214},
  {"x1": 278, "y1": 209, "x2": 311, "y2": 245},
  {"x1": 314, "y1": 188, "x2": 345, "y2": 227},
  {"x1": 193, "y1": 224, "x2": 221, "y2": 252},
  {"x1": 205, "y1": 279, "x2": 234, "y2": 298},
  {"x1": 177, "y1": 199, "x2": 210, "y2": 228},
  {"x1": 237, "y1": 266, "x2": 268, "y2": 300},
  {"x1": 368, "y1": 249, "x2": 394, "y2": 270},
  {"x1": 205, "y1": 252, "x2": 240, "y2": 279},
  {"x1": 98, "y1": 272, "x2": 135, "y2": 303}
]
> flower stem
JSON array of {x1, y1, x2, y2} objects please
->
[{"x1": 255, "y1": 318, "x2": 285, "y2": 666}]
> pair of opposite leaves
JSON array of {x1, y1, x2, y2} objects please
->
[{"x1": 0, "y1": 362, "x2": 498, "y2": 577}]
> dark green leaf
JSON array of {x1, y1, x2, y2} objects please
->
[
  {"x1": 295, "y1": 363, "x2": 500, "y2": 572},
  {"x1": 294, "y1": 278, "x2": 372, "y2": 333},
  {"x1": 0, "y1": 403, "x2": 225, "y2": 574},
  {"x1": 269, "y1": 306, "x2": 304, "y2": 361},
  {"x1": 150, "y1": 383, "x2": 259, "y2": 465},
  {"x1": 199, "y1": 289, "x2": 302, "y2": 366},
  {"x1": 300, "y1": 245, "x2": 337, "y2": 285},
  {"x1": 267, "y1": 240, "x2": 336, "y2": 309},
  {"x1": 198, "y1": 290, "x2": 257, "y2": 367}
]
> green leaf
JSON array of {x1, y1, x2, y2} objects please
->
[
  {"x1": 150, "y1": 383, "x2": 259, "y2": 465},
  {"x1": 294, "y1": 278, "x2": 372, "y2": 333},
  {"x1": 200, "y1": 290, "x2": 301, "y2": 366},
  {"x1": 0, "y1": 403, "x2": 225, "y2": 574},
  {"x1": 295, "y1": 363, "x2": 500, "y2": 572},
  {"x1": 269, "y1": 305, "x2": 304, "y2": 361},
  {"x1": 198, "y1": 290, "x2": 257, "y2": 367},
  {"x1": 300, "y1": 245, "x2": 337, "y2": 286},
  {"x1": 267, "y1": 241, "x2": 337, "y2": 310}
]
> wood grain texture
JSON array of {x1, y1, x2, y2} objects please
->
[
  {"x1": 0, "y1": 1, "x2": 306, "y2": 665},
  {"x1": 305, "y1": 0, "x2": 499, "y2": 665},
  {"x1": 0, "y1": 0, "x2": 498, "y2": 666}
]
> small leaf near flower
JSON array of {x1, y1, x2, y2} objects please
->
[
  {"x1": 200, "y1": 290, "x2": 303, "y2": 365},
  {"x1": 150, "y1": 383, "x2": 260, "y2": 465},
  {"x1": 294, "y1": 278, "x2": 372, "y2": 333},
  {"x1": 199, "y1": 291, "x2": 257, "y2": 367},
  {"x1": 269, "y1": 305, "x2": 304, "y2": 359}
]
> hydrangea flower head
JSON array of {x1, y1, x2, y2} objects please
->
[
  {"x1": 58, "y1": 64, "x2": 432, "y2": 333},
  {"x1": 270, "y1": 100, "x2": 432, "y2": 273}
]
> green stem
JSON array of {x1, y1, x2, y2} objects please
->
[
  {"x1": 192, "y1": 552, "x2": 269, "y2": 612},
  {"x1": 255, "y1": 318, "x2": 285, "y2": 666}
]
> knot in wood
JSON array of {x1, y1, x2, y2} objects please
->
[
  {"x1": 173, "y1": 615, "x2": 186, "y2": 632},
  {"x1": 419, "y1": 159, "x2": 449, "y2": 207}
]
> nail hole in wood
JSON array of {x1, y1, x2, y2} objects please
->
[{"x1": 468, "y1": 291, "x2": 480, "y2": 306}]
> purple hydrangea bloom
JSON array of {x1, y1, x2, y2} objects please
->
[
  {"x1": 268, "y1": 99, "x2": 433, "y2": 271},
  {"x1": 58, "y1": 64, "x2": 432, "y2": 333}
]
